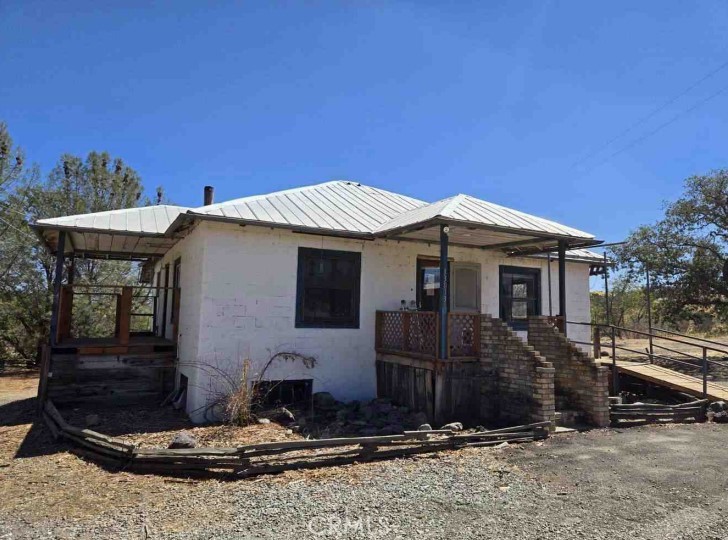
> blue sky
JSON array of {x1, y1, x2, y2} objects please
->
[{"x1": 2, "y1": 1, "x2": 727, "y2": 249}]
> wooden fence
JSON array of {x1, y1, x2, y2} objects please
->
[
  {"x1": 610, "y1": 399, "x2": 708, "y2": 425},
  {"x1": 375, "y1": 311, "x2": 480, "y2": 360},
  {"x1": 42, "y1": 400, "x2": 549, "y2": 478}
]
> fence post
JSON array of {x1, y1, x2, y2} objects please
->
[
  {"x1": 593, "y1": 325, "x2": 601, "y2": 360},
  {"x1": 702, "y1": 347, "x2": 708, "y2": 398},
  {"x1": 611, "y1": 326, "x2": 620, "y2": 396}
]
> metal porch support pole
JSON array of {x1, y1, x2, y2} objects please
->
[
  {"x1": 49, "y1": 231, "x2": 66, "y2": 347},
  {"x1": 439, "y1": 224, "x2": 449, "y2": 360},
  {"x1": 603, "y1": 251, "x2": 610, "y2": 326},
  {"x1": 646, "y1": 266, "x2": 654, "y2": 361},
  {"x1": 558, "y1": 239, "x2": 567, "y2": 336},
  {"x1": 547, "y1": 252, "x2": 553, "y2": 316}
]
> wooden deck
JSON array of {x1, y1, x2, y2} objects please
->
[{"x1": 598, "y1": 359, "x2": 728, "y2": 401}]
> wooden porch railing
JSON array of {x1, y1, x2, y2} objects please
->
[
  {"x1": 55, "y1": 284, "x2": 179, "y2": 346},
  {"x1": 375, "y1": 311, "x2": 481, "y2": 360}
]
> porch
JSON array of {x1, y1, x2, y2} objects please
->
[{"x1": 31, "y1": 218, "x2": 184, "y2": 407}]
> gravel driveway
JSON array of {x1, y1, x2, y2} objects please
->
[{"x1": 2, "y1": 375, "x2": 728, "y2": 539}]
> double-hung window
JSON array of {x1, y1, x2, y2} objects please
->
[{"x1": 295, "y1": 248, "x2": 361, "y2": 328}]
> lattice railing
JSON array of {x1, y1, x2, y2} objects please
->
[
  {"x1": 447, "y1": 312, "x2": 481, "y2": 358},
  {"x1": 376, "y1": 311, "x2": 438, "y2": 359},
  {"x1": 375, "y1": 311, "x2": 481, "y2": 359}
]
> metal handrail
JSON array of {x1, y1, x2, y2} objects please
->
[
  {"x1": 565, "y1": 319, "x2": 723, "y2": 398},
  {"x1": 653, "y1": 326, "x2": 728, "y2": 351},
  {"x1": 566, "y1": 319, "x2": 728, "y2": 356}
]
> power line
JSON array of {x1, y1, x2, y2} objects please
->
[
  {"x1": 578, "y1": 82, "x2": 728, "y2": 175},
  {"x1": 571, "y1": 58, "x2": 728, "y2": 169}
]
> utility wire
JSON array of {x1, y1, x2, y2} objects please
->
[
  {"x1": 578, "y1": 82, "x2": 728, "y2": 175},
  {"x1": 571, "y1": 58, "x2": 728, "y2": 169}
]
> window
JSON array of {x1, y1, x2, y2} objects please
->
[
  {"x1": 296, "y1": 248, "x2": 361, "y2": 328},
  {"x1": 499, "y1": 266, "x2": 541, "y2": 330}
]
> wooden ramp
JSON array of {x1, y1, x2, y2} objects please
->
[{"x1": 598, "y1": 360, "x2": 728, "y2": 401}]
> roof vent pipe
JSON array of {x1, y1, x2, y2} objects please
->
[{"x1": 203, "y1": 185, "x2": 214, "y2": 206}]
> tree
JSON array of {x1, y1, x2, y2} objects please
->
[
  {"x1": 612, "y1": 170, "x2": 728, "y2": 325},
  {"x1": 0, "y1": 123, "x2": 163, "y2": 363}
]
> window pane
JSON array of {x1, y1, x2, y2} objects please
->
[
  {"x1": 512, "y1": 282, "x2": 528, "y2": 298},
  {"x1": 297, "y1": 248, "x2": 360, "y2": 327},
  {"x1": 512, "y1": 299, "x2": 528, "y2": 319}
]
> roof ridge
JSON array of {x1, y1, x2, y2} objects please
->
[
  {"x1": 439, "y1": 193, "x2": 467, "y2": 217},
  {"x1": 191, "y1": 180, "x2": 351, "y2": 212}
]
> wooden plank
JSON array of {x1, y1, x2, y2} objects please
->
[
  {"x1": 118, "y1": 286, "x2": 133, "y2": 346},
  {"x1": 601, "y1": 360, "x2": 728, "y2": 401}
]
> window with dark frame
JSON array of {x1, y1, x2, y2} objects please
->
[
  {"x1": 295, "y1": 247, "x2": 361, "y2": 328},
  {"x1": 499, "y1": 266, "x2": 541, "y2": 330}
]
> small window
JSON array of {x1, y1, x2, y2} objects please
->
[
  {"x1": 296, "y1": 248, "x2": 361, "y2": 328},
  {"x1": 499, "y1": 266, "x2": 541, "y2": 330}
]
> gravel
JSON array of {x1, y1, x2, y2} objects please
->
[{"x1": 2, "y1": 375, "x2": 728, "y2": 539}]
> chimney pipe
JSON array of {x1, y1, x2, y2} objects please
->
[{"x1": 203, "y1": 185, "x2": 214, "y2": 206}]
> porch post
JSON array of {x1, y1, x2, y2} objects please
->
[
  {"x1": 439, "y1": 224, "x2": 449, "y2": 359},
  {"x1": 558, "y1": 239, "x2": 567, "y2": 336},
  {"x1": 49, "y1": 231, "x2": 66, "y2": 347}
]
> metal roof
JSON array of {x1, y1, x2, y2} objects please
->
[
  {"x1": 33, "y1": 181, "x2": 601, "y2": 257},
  {"x1": 186, "y1": 180, "x2": 425, "y2": 234},
  {"x1": 373, "y1": 193, "x2": 594, "y2": 239},
  {"x1": 35, "y1": 205, "x2": 189, "y2": 235}
]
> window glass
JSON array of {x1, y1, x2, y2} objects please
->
[
  {"x1": 499, "y1": 266, "x2": 541, "y2": 330},
  {"x1": 296, "y1": 248, "x2": 361, "y2": 328}
]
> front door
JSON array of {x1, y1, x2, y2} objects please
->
[{"x1": 416, "y1": 258, "x2": 447, "y2": 311}]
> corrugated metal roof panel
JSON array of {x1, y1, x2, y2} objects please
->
[
  {"x1": 190, "y1": 180, "x2": 427, "y2": 233},
  {"x1": 36, "y1": 205, "x2": 189, "y2": 235},
  {"x1": 373, "y1": 193, "x2": 594, "y2": 239}
]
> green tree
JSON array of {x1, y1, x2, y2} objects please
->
[
  {"x1": 0, "y1": 123, "x2": 163, "y2": 363},
  {"x1": 612, "y1": 170, "x2": 728, "y2": 325}
]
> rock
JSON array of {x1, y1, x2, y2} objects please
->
[
  {"x1": 313, "y1": 392, "x2": 337, "y2": 410},
  {"x1": 440, "y1": 422, "x2": 464, "y2": 431},
  {"x1": 709, "y1": 401, "x2": 727, "y2": 413},
  {"x1": 168, "y1": 431, "x2": 197, "y2": 449},
  {"x1": 269, "y1": 407, "x2": 295, "y2": 425},
  {"x1": 418, "y1": 423, "x2": 432, "y2": 431},
  {"x1": 84, "y1": 414, "x2": 100, "y2": 427},
  {"x1": 257, "y1": 418, "x2": 271, "y2": 424}
]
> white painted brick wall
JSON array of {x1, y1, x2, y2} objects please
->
[{"x1": 167, "y1": 221, "x2": 594, "y2": 422}]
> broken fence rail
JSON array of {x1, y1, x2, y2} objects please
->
[
  {"x1": 610, "y1": 399, "x2": 709, "y2": 424},
  {"x1": 42, "y1": 400, "x2": 549, "y2": 478}
]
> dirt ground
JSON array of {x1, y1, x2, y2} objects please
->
[{"x1": 2, "y1": 373, "x2": 728, "y2": 539}]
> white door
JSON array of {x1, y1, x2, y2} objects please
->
[{"x1": 451, "y1": 262, "x2": 481, "y2": 312}]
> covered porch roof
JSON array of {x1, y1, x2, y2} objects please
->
[
  {"x1": 372, "y1": 194, "x2": 600, "y2": 255},
  {"x1": 31, "y1": 205, "x2": 189, "y2": 260}
]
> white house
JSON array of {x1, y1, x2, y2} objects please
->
[{"x1": 34, "y1": 180, "x2": 606, "y2": 425}]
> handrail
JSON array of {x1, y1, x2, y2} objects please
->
[
  {"x1": 653, "y1": 326, "x2": 728, "y2": 351},
  {"x1": 566, "y1": 319, "x2": 728, "y2": 356},
  {"x1": 566, "y1": 319, "x2": 728, "y2": 398}
]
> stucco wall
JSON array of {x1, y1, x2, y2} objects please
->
[{"x1": 168, "y1": 221, "x2": 593, "y2": 422}]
